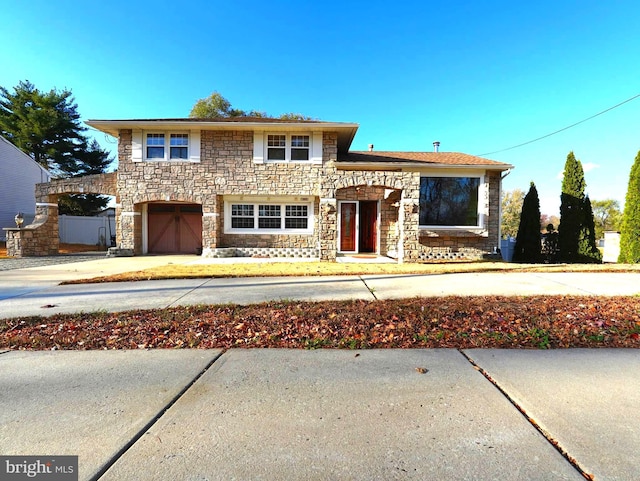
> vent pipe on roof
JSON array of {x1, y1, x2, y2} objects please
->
[
  {"x1": 368, "y1": 144, "x2": 374, "y2": 152},
  {"x1": 433, "y1": 141, "x2": 440, "y2": 152}
]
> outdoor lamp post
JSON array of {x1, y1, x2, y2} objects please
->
[{"x1": 14, "y1": 212, "x2": 24, "y2": 228}]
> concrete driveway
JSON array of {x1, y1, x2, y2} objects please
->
[{"x1": 0, "y1": 255, "x2": 639, "y2": 319}]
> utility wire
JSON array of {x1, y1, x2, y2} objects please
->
[{"x1": 477, "y1": 93, "x2": 640, "y2": 157}]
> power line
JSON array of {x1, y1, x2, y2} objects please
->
[{"x1": 477, "y1": 93, "x2": 640, "y2": 157}]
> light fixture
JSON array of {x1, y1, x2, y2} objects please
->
[{"x1": 14, "y1": 212, "x2": 24, "y2": 228}]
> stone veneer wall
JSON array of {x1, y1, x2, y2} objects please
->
[
  {"x1": 116, "y1": 130, "x2": 338, "y2": 255},
  {"x1": 4, "y1": 204, "x2": 58, "y2": 256},
  {"x1": 4, "y1": 173, "x2": 117, "y2": 257},
  {"x1": 114, "y1": 128, "x2": 503, "y2": 262}
]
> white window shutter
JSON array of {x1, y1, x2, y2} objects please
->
[
  {"x1": 190, "y1": 130, "x2": 201, "y2": 162},
  {"x1": 253, "y1": 131, "x2": 264, "y2": 163},
  {"x1": 132, "y1": 130, "x2": 143, "y2": 162},
  {"x1": 311, "y1": 132, "x2": 323, "y2": 163}
]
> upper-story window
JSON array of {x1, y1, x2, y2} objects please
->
[
  {"x1": 146, "y1": 134, "x2": 165, "y2": 159},
  {"x1": 145, "y1": 132, "x2": 190, "y2": 161},
  {"x1": 266, "y1": 134, "x2": 310, "y2": 162},
  {"x1": 253, "y1": 131, "x2": 321, "y2": 164},
  {"x1": 132, "y1": 130, "x2": 200, "y2": 163},
  {"x1": 170, "y1": 134, "x2": 189, "y2": 159}
]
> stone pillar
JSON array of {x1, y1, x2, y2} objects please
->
[
  {"x1": 3, "y1": 203, "x2": 59, "y2": 256},
  {"x1": 118, "y1": 208, "x2": 141, "y2": 255},
  {"x1": 201, "y1": 195, "x2": 220, "y2": 256},
  {"x1": 319, "y1": 198, "x2": 337, "y2": 261}
]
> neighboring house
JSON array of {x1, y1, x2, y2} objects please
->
[
  {"x1": 11, "y1": 117, "x2": 513, "y2": 262},
  {"x1": 0, "y1": 135, "x2": 51, "y2": 240}
]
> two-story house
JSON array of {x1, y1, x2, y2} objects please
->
[{"x1": 7, "y1": 117, "x2": 513, "y2": 262}]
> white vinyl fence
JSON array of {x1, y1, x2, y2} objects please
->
[{"x1": 59, "y1": 215, "x2": 116, "y2": 246}]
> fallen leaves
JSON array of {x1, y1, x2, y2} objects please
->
[{"x1": 1, "y1": 296, "x2": 640, "y2": 351}]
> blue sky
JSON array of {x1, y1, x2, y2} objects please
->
[{"x1": 1, "y1": 0, "x2": 639, "y2": 216}]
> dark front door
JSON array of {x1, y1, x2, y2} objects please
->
[
  {"x1": 359, "y1": 201, "x2": 378, "y2": 253},
  {"x1": 148, "y1": 204, "x2": 202, "y2": 254},
  {"x1": 340, "y1": 202, "x2": 357, "y2": 252}
]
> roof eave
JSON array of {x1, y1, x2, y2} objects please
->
[
  {"x1": 335, "y1": 161, "x2": 514, "y2": 171},
  {"x1": 85, "y1": 119, "x2": 358, "y2": 153}
]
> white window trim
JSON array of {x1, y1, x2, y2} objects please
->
[
  {"x1": 224, "y1": 200, "x2": 314, "y2": 235},
  {"x1": 132, "y1": 129, "x2": 200, "y2": 163},
  {"x1": 253, "y1": 131, "x2": 322, "y2": 164},
  {"x1": 418, "y1": 173, "x2": 487, "y2": 230}
]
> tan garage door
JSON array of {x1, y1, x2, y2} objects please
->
[{"x1": 148, "y1": 204, "x2": 202, "y2": 254}]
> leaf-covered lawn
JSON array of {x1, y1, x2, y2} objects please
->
[{"x1": 2, "y1": 296, "x2": 639, "y2": 350}]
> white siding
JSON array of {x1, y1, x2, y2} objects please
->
[{"x1": 0, "y1": 136, "x2": 51, "y2": 240}]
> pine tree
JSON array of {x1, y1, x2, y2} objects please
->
[
  {"x1": 558, "y1": 152, "x2": 586, "y2": 263},
  {"x1": 1, "y1": 81, "x2": 113, "y2": 215},
  {"x1": 0, "y1": 80, "x2": 85, "y2": 174},
  {"x1": 512, "y1": 182, "x2": 542, "y2": 263},
  {"x1": 618, "y1": 151, "x2": 640, "y2": 263},
  {"x1": 577, "y1": 195, "x2": 602, "y2": 263}
]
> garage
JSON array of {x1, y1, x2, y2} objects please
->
[{"x1": 147, "y1": 203, "x2": 202, "y2": 254}]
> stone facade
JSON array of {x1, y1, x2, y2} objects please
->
[{"x1": 9, "y1": 122, "x2": 508, "y2": 262}]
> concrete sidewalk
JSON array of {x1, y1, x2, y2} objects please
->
[{"x1": 1, "y1": 348, "x2": 638, "y2": 480}]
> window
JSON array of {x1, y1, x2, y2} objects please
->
[
  {"x1": 285, "y1": 205, "x2": 308, "y2": 229},
  {"x1": 419, "y1": 177, "x2": 480, "y2": 226},
  {"x1": 170, "y1": 134, "x2": 188, "y2": 159},
  {"x1": 146, "y1": 134, "x2": 165, "y2": 159},
  {"x1": 231, "y1": 204, "x2": 254, "y2": 228},
  {"x1": 291, "y1": 135, "x2": 309, "y2": 160},
  {"x1": 258, "y1": 205, "x2": 281, "y2": 228},
  {"x1": 267, "y1": 135, "x2": 286, "y2": 161},
  {"x1": 228, "y1": 202, "x2": 312, "y2": 233},
  {"x1": 145, "y1": 132, "x2": 189, "y2": 161},
  {"x1": 266, "y1": 134, "x2": 310, "y2": 162}
]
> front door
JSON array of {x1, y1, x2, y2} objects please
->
[
  {"x1": 339, "y1": 202, "x2": 357, "y2": 252},
  {"x1": 359, "y1": 201, "x2": 378, "y2": 253},
  {"x1": 338, "y1": 201, "x2": 378, "y2": 254}
]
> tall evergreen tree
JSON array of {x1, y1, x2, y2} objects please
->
[
  {"x1": 558, "y1": 151, "x2": 586, "y2": 262},
  {"x1": 618, "y1": 151, "x2": 640, "y2": 263},
  {"x1": 0, "y1": 80, "x2": 113, "y2": 215},
  {"x1": 512, "y1": 182, "x2": 542, "y2": 263},
  {"x1": 577, "y1": 195, "x2": 602, "y2": 263},
  {"x1": 0, "y1": 80, "x2": 86, "y2": 174}
]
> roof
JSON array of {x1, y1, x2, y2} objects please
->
[
  {"x1": 86, "y1": 117, "x2": 359, "y2": 153},
  {"x1": 337, "y1": 151, "x2": 513, "y2": 170}
]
